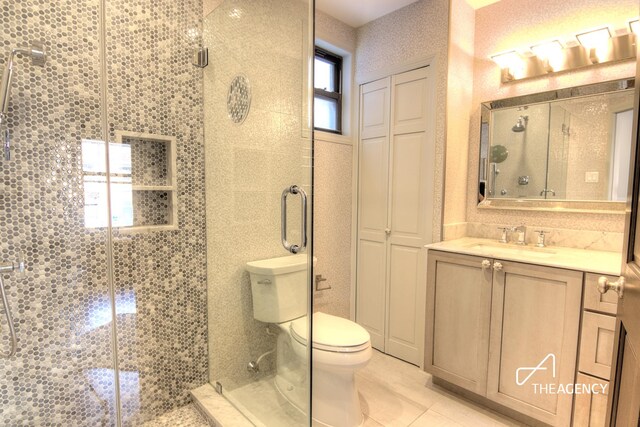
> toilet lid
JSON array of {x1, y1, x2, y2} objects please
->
[{"x1": 290, "y1": 312, "x2": 371, "y2": 352}]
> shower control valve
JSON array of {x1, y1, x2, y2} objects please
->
[{"x1": 0, "y1": 259, "x2": 25, "y2": 274}]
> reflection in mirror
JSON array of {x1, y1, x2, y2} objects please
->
[{"x1": 478, "y1": 79, "x2": 634, "y2": 205}]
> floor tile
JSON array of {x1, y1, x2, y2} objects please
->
[
  {"x1": 358, "y1": 350, "x2": 450, "y2": 409},
  {"x1": 428, "y1": 394, "x2": 526, "y2": 427},
  {"x1": 357, "y1": 374, "x2": 426, "y2": 426},
  {"x1": 142, "y1": 404, "x2": 209, "y2": 427},
  {"x1": 410, "y1": 410, "x2": 463, "y2": 427}
]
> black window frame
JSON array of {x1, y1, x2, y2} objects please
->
[{"x1": 314, "y1": 46, "x2": 343, "y2": 134}]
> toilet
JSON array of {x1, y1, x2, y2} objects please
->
[{"x1": 246, "y1": 254, "x2": 372, "y2": 427}]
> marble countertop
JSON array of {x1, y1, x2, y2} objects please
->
[{"x1": 425, "y1": 237, "x2": 622, "y2": 276}]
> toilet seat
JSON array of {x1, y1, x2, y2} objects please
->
[{"x1": 289, "y1": 312, "x2": 371, "y2": 353}]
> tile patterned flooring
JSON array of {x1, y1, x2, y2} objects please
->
[
  {"x1": 142, "y1": 404, "x2": 209, "y2": 427},
  {"x1": 147, "y1": 349, "x2": 527, "y2": 426}
]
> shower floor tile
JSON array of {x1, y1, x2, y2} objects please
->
[{"x1": 142, "y1": 403, "x2": 210, "y2": 427}]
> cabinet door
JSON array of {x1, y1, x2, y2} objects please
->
[
  {"x1": 573, "y1": 373, "x2": 610, "y2": 427},
  {"x1": 579, "y1": 311, "x2": 616, "y2": 380},
  {"x1": 386, "y1": 67, "x2": 435, "y2": 365},
  {"x1": 425, "y1": 251, "x2": 492, "y2": 395},
  {"x1": 356, "y1": 77, "x2": 391, "y2": 350},
  {"x1": 487, "y1": 261, "x2": 583, "y2": 427}
]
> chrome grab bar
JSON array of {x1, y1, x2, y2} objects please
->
[
  {"x1": 281, "y1": 185, "x2": 307, "y2": 254},
  {"x1": 0, "y1": 258, "x2": 24, "y2": 358}
]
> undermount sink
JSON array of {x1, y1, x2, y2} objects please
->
[{"x1": 463, "y1": 242, "x2": 557, "y2": 259}]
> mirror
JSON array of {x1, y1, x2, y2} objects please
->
[{"x1": 478, "y1": 79, "x2": 634, "y2": 209}]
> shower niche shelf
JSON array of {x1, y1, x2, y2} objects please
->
[{"x1": 113, "y1": 130, "x2": 178, "y2": 233}]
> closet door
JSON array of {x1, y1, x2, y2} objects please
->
[
  {"x1": 356, "y1": 78, "x2": 391, "y2": 350},
  {"x1": 386, "y1": 67, "x2": 435, "y2": 365}
]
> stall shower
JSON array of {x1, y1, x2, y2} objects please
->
[
  {"x1": 0, "y1": 0, "x2": 314, "y2": 425},
  {"x1": 0, "y1": 0, "x2": 208, "y2": 425}
]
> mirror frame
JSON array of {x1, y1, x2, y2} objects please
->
[{"x1": 478, "y1": 77, "x2": 635, "y2": 214}]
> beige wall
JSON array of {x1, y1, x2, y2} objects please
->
[
  {"x1": 444, "y1": 0, "x2": 475, "y2": 235},
  {"x1": 313, "y1": 12, "x2": 357, "y2": 319},
  {"x1": 356, "y1": 0, "x2": 450, "y2": 241},
  {"x1": 313, "y1": 139, "x2": 353, "y2": 318},
  {"x1": 316, "y1": 10, "x2": 357, "y2": 52}
]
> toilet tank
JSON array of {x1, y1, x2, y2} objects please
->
[{"x1": 246, "y1": 254, "x2": 310, "y2": 323}]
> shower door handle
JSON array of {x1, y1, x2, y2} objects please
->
[{"x1": 281, "y1": 185, "x2": 307, "y2": 254}]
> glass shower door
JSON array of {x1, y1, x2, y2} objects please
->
[{"x1": 203, "y1": 0, "x2": 314, "y2": 425}]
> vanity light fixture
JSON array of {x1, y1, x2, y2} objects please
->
[
  {"x1": 491, "y1": 50, "x2": 524, "y2": 81},
  {"x1": 491, "y1": 21, "x2": 636, "y2": 83},
  {"x1": 530, "y1": 40, "x2": 564, "y2": 71},
  {"x1": 576, "y1": 27, "x2": 612, "y2": 63}
]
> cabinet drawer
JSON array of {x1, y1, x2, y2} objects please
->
[
  {"x1": 584, "y1": 273, "x2": 619, "y2": 315},
  {"x1": 579, "y1": 311, "x2": 616, "y2": 380},
  {"x1": 573, "y1": 373, "x2": 610, "y2": 427}
]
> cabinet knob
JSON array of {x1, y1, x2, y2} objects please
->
[
  {"x1": 385, "y1": 228, "x2": 391, "y2": 235},
  {"x1": 597, "y1": 276, "x2": 624, "y2": 299},
  {"x1": 493, "y1": 262, "x2": 503, "y2": 271},
  {"x1": 481, "y1": 259, "x2": 491, "y2": 269}
]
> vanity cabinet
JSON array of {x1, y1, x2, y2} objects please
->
[
  {"x1": 572, "y1": 273, "x2": 619, "y2": 427},
  {"x1": 425, "y1": 251, "x2": 492, "y2": 395},
  {"x1": 426, "y1": 250, "x2": 583, "y2": 427},
  {"x1": 486, "y1": 261, "x2": 582, "y2": 427}
]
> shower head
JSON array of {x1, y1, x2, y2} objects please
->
[
  {"x1": 512, "y1": 115, "x2": 528, "y2": 133},
  {"x1": 0, "y1": 41, "x2": 46, "y2": 118}
]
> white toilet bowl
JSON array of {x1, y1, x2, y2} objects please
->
[
  {"x1": 246, "y1": 255, "x2": 371, "y2": 426},
  {"x1": 289, "y1": 312, "x2": 372, "y2": 427}
]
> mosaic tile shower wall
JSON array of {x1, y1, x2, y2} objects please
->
[
  {"x1": 104, "y1": 0, "x2": 208, "y2": 424},
  {"x1": 0, "y1": 0, "x2": 117, "y2": 425},
  {"x1": 0, "y1": 0, "x2": 207, "y2": 425}
]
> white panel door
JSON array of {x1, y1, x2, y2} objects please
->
[
  {"x1": 356, "y1": 78, "x2": 390, "y2": 350},
  {"x1": 386, "y1": 67, "x2": 434, "y2": 365}
]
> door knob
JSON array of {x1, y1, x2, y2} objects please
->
[
  {"x1": 493, "y1": 262, "x2": 503, "y2": 271},
  {"x1": 481, "y1": 259, "x2": 491, "y2": 269},
  {"x1": 597, "y1": 276, "x2": 624, "y2": 299},
  {"x1": 385, "y1": 228, "x2": 391, "y2": 235}
]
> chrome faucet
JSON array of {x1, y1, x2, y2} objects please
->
[
  {"x1": 496, "y1": 225, "x2": 526, "y2": 245},
  {"x1": 513, "y1": 225, "x2": 527, "y2": 245}
]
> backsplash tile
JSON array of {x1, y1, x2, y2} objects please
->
[{"x1": 465, "y1": 222, "x2": 624, "y2": 252}]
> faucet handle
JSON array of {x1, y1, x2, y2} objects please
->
[
  {"x1": 534, "y1": 230, "x2": 549, "y2": 248},
  {"x1": 496, "y1": 227, "x2": 510, "y2": 243},
  {"x1": 515, "y1": 225, "x2": 527, "y2": 245}
]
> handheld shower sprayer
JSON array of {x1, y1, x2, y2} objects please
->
[
  {"x1": 0, "y1": 41, "x2": 46, "y2": 120},
  {"x1": 0, "y1": 41, "x2": 46, "y2": 160}
]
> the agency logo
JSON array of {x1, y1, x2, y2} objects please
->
[
  {"x1": 516, "y1": 353, "x2": 556, "y2": 386},
  {"x1": 516, "y1": 354, "x2": 608, "y2": 395}
]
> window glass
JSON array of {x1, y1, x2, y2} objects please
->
[
  {"x1": 314, "y1": 96, "x2": 338, "y2": 131},
  {"x1": 314, "y1": 57, "x2": 337, "y2": 92},
  {"x1": 314, "y1": 46, "x2": 342, "y2": 134}
]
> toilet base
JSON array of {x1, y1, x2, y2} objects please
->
[{"x1": 275, "y1": 371, "x2": 307, "y2": 413}]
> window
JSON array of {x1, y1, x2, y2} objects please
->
[{"x1": 314, "y1": 47, "x2": 342, "y2": 134}]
